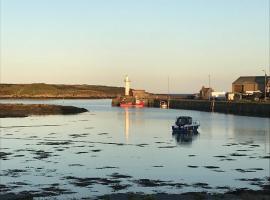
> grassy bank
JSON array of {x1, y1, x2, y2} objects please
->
[
  {"x1": 0, "y1": 83, "x2": 124, "y2": 99},
  {"x1": 0, "y1": 104, "x2": 88, "y2": 118}
]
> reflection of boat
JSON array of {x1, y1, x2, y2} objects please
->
[
  {"x1": 160, "y1": 101, "x2": 168, "y2": 109},
  {"x1": 173, "y1": 131, "x2": 199, "y2": 145},
  {"x1": 172, "y1": 116, "x2": 199, "y2": 133}
]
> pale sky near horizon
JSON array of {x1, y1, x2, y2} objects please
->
[{"x1": 0, "y1": 0, "x2": 269, "y2": 93}]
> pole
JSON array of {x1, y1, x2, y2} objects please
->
[
  {"x1": 265, "y1": 72, "x2": 267, "y2": 101},
  {"x1": 208, "y1": 74, "x2": 211, "y2": 101},
  {"x1": 167, "y1": 76, "x2": 170, "y2": 109}
]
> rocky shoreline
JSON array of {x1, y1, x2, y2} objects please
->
[{"x1": 0, "y1": 104, "x2": 88, "y2": 118}]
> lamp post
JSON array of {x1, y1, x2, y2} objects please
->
[{"x1": 263, "y1": 70, "x2": 267, "y2": 101}]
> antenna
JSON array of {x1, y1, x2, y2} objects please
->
[
  {"x1": 208, "y1": 74, "x2": 211, "y2": 101},
  {"x1": 208, "y1": 74, "x2": 211, "y2": 88},
  {"x1": 167, "y1": 76, "x2": 170, "y2": 109}
]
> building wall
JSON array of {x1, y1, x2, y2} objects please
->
[
  {"x1": 243, "y1": 83, "x2": 257, "y2": 92},
  {"x1": 233, "y1": 83, "x2": 258, "y2": 93},
  {"x1": 232, "y1": 84, "x2": 243, "y2": 93}
]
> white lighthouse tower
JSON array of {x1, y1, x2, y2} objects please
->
[{"x1": 124, "y1": 75, "x2": 130, "y2": 96}]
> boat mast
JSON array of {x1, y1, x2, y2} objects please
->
[{"x1": 167, "y1": 76, "x2": 170, "y2": 109}]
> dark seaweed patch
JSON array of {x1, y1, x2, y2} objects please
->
[
  {"x1": 133, "y1": 179, "x2": 167, "y2": 187},
  {"x1": 13, "y1": 154, "x2": 25, "y2": 158},
  {"x1": 158, "y1": 146, "x2": 176, "y2": 149},
  {"x1": 68, "y1": 164, "x2": 84, "y2": 167},
  {"x1": 69, "y1": 134, "x2": 87, "y2": 138},
  {"x1": 235, "y1": 168, "x2": 256, "y2": 173},
  {"x1": 248, "y1": 168, "x2": 264, "y2": 171},
  {"x1": 96, "y1": 166, "x2": 119, "y2": 170},
  {"x1": 236, "y1": 149, "x2": 251, "y2": 152},
  {"x1": 230, "y1": 153, "x2": 247, "y2": 157},
  {"x1": 0, "y1": 184, "x2": 11, "y2": 192},
  {"x1": 220, "y1": 158, "x2": 236, "y2": 161},
  {"x1": 75, "y1": 151, "x2": 89, "y2": 154},
  {"x1": 237, "y1": 178, "x2": 264, "y2": 182},
  {"x1": 136, "y1": 144, "x2": 149, "y2": 147},
  {"x1": 64, "y1": 176, "x2": 121, "y2": 187},
  {"x1": 37, "y1": 141, "x2": 73, "y2": 145},
  {"x1": 0, "y1": 169, "x2": 29, "y2": 177},
  {"x1": 110, "y1": 183, "x2": 131, "y2": 191},
  {"x1": 213, "y1": 169, "x2": 225, "y2": 172},
  {"x1": 204, "y1": 166, "x2": 220, "y2": 169},
  {"x1": 91, "y1": 149, "x2": 102, "y2": 152},
  {"x1": 214, "y1": 155, "x2": 227, "y2": 158},
  {"x1": 32, "y1": 150, "x2": 53, "y2": 159},
  {"x1": 260, "y1": 156, "x2": 270, "y2": 159},
  {"x1": 98, "y1": 133, "x2": 109, "y2": 135},
  {"x1": 192, "y1": 182, "x2": 211, "y2": 189},
  {"x1": 187, "y1": 165, "x2": 199, "y2": 168},
  {"x1": 249, "y1": 144, "x2": 260, "y2": 147},
  {"x1": 0, "y1": 152, "x2": 12, "y2": 160},
  {"x1": 41, "y1": 186, "x2": 72, "y2": 195},
  {"x1": 216, "y1": 186, "x2": 231, "y2": 190},
  {"x1": 109, "y1": 173, "x2": 132, "y2": 179}
]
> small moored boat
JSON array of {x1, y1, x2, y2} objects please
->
[{"x1": 172, "y1": 116, "x2": 199, "y2": 133}]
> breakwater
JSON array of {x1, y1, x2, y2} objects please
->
[
  {"x1": 151, "y1": 99, "x2": 270, "y2": 118},
  {"x1": 112, "y1": 97, "x2": 270, "y2": 118}
]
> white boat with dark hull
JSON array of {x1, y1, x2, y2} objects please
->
[{"x1": 172, "y1": 116, "x2": 200, "y2": 134}]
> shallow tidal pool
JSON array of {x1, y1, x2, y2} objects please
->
[{"x1": 0, "y1": 99, "x2": 269, "y2": 199}]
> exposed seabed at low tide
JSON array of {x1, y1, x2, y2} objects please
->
[{"x1": 0, "y1": 99, "x2": 269, "y2": 199}]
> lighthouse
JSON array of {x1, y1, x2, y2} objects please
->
[{"x1": 124, "y1": 75, "x2": 130, "y2": 96}]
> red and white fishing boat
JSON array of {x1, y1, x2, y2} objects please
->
[{"x1": 120, "y1": 99, "x2": 144, "y2": 108}]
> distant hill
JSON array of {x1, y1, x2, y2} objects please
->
[{"x1": 0, "y1": 83, "x2": 124, "y2": 99}]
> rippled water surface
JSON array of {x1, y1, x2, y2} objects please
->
[{"x1": 0, "y1": 99, "x2": 269, "y2": 199}]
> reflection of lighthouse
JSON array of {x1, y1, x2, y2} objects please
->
[
  {"x1": 124, "y1": 75, "x2": 130, "y2": 96},
  {"x1": 124, "y1": 108, "x2": 129, "y2": 141}
]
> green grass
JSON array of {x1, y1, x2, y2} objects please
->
[{"x1": 0, "y1": 83, "x2": 124, "y2": 98}]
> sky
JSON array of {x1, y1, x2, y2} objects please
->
[{"x1": 0, "y1": 0, "x2": 269, "y2": 93}]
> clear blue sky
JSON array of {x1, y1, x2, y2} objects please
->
[{"x1": 0, "y1": 0, "x2": 269, "y2": 93}]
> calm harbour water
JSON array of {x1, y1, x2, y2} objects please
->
[{"x1": 0, "y1": 99, "x2": 269, "y2": 199}]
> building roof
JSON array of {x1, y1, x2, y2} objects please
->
[{"x1": 233, "y1": 76, "x2": 270, "y2": 85}]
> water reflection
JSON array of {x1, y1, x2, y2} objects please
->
[
  {"x1": 172, "y1": 132, "x2": 199, "y2": 145},
  {"x1": 124, "y1": 108, "x2": 130, "y2": 141},
  {"x1": 0, "y1": 99, "x2": 269, "y2": 198}
]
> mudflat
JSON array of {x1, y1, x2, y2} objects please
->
[{"x1": 0, "y1": 103, "x2": 88, "y2": 118}]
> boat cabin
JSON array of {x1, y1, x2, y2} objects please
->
[{"x1": 175, "y1": 116, "x2": 192, "y2": 126}]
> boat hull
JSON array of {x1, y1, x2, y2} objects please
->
[
  {"x1": 120, "y1": 102, "x2": 144, "y2": 108},
  {"x1": 172, "y1": 125, "x2": 199, "y2": 134}
]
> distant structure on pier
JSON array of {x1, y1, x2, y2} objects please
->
[{"x1": 199, "y1": 86, "x2": 214, "y2": 100}]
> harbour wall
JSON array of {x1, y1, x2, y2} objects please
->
[
  {"x1": 151, "y1": 99, "x2": 270, "y2": 118},
  {"x1": 112, "y1": 97, "x2": 270, "y2": 118}
]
